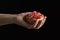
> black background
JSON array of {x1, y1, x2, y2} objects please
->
[{"x1": 0, "y1": 0, "x2": 49, "y2": 32}]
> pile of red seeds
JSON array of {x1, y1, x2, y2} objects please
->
[
  {"x1": 26, "y1": 11, "x2": 44, "y2": 19},
  {"x1": 24, "y1": 11, "x2": 44, "y2": 24}
]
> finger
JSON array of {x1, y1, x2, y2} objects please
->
[
  {"x1": 36, "y1": 16, "x2": 47, "y2": 29},
  {"x1": 27, "y1": 16, "x2": 47, "y2": 29},
  {"x1": 22, "y1": 17, "x2": 46, "y2": 29},
  {"x1": 34, "y1": 16, "x2": 47, "y2": 29}
]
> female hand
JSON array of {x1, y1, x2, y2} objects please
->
[{"x1": 15, "y1": 12, "x2": 47, "y2": 29}]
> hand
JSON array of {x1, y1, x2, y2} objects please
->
[{"x1": 15, "y1": 12, "x2": 47, "y2": 29}]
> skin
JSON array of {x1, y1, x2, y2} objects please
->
[
  {"x1": 0, "y1": 12, "x2": 47, "y2": 29},
  {"x1": 0, "y1": 14, "x2": 17, "y2": 26}
]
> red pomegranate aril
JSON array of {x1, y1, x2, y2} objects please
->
[{"x1": 24, "y1": 11, "x2": 44, "y2": 25}]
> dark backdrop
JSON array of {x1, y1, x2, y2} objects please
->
[{"x1": 0, "y1": 0, "x2": 48, "y2": 32}]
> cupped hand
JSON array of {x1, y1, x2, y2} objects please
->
[{"x1": 15, "y1": 12, "x2": 47, "y2": 29}]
